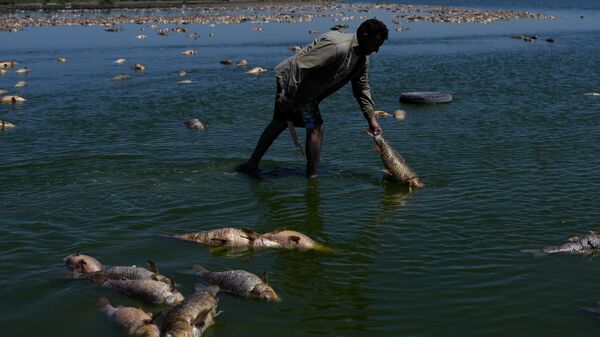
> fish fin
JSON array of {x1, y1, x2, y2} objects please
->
[
  {"x1": 215, "y1": 310, "x2": 224, "y2": 317},
  {"x1": 590, "y1": 231, "x2": 600, "y2": 235},
  {"x1": 262, "y1": 271, "x2": 269, "y2": 285},
  {"x1": 168, "y1": 276, "x2": 177, "y2": 292},
  {"x1": 241, "y1": 228, "x2": 258, "y2": 240},
  {"x1": 374, "y1": 145, "x2": 381, "y2": 153},
  {"x1": 568, "y1": 236, "x2": 580, "y2": 242},
  {"x1": 97, "y1": 297, "x2": 110, "y2": 308},
  {"x1": 210, "y1": 238, "x2": 229, "y2": 246},
  {"x1": 382, "y1": 169, "x2": 392, "y2": 177},
  {"x1": 147, "y1": 260, "x2": 159, "y2": 273},
  {"x1": 193, "y1": 264, "x2": 209, "y2": 274},
  {"x1": 288, "y1": 235, "x2": 301, "y2": 245},
  {"x1": 271, "y1": 227, "x2": 287, "y2": 234},
  {"x1": 191, "y1": 309, "x2": 212, "y2": 327}
]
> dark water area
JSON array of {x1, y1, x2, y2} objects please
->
[{"x1": 1, "y1": 2, "x2": 600, "y2": 337}]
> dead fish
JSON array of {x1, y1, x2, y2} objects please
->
[
  {"x1": 161, "y1": 285, "x2": 219, "y2": 337},
  {"x1": 0, "y1": 88, "x2": 7, "y2": 94},
  {"x1": 179, "y1": 70, "x2": 188, "y2": 77},
  {"x1": 15, "y1": 67, "x2": 29, "y2": 74},
  {"x1": 252, "y1": 27, "x2": 263, "y2": 32},
  {"x1": 174, "y1": 27, "x2": 187, "y2": 33},
  {"x1": 584, "y1": 92, "x2": 600, "y2": 96},
  {"x1": 64, "y1": 252, "x2": 103, "y2": 274},
  {"x1": 1, "y1": 120, "x2": 16, "y2": 129},
  {"x1": 114, "y1": 58, "x2": 126, "y2": 64},
  {"x1": 237, "y1": 59, "x2": 248, "y2": 67},
  {"x1": 260, "y1": 228, "x2": 327, "y2": 251},
  {"x1": 542, "y1": 231, "x2": 600, "y2": 255},
  {"x1": 113, "y1": 74, "x2": 130, "y2": 81},
  {"x1": 57, "y1": 57, "x2": 67, "y2": 62},
  {"x1": 186, "y1": 33, "x2": 200, "y2": 40},
  {"x1": 373, "y1": 110, "x2": 390, "y2": 118},
  {"x1": 394, "y1": 109, "x2": 407, "y2": 121},
  {"x1": 134, "y1": 64, "x2": 146, "y2": 71},
  {"x1": 0, "y1": 69, "x2": 7, "y2": 74},
  {"x1": 136, "y1": 34, "x2": 146, "y2": 40},
  {"x1": 181, "y1": 50, "x2": 197, "y2": 56},
  {"x1": 365, "y1": 129, "x2": 424, "y2": 189},
  {"x1": 164, "y1": 227, "x2": 262, "y2": 247},
  {"x1": 0, "y1": 95, "x2": 26, "y2": 103},
  {"x1": 246, "y1": 67, "x2": 266, "y2": 75},
  {"x1": 219, "y1": 59, "x2": 233, "y2": 65},
  {"x1": 100, "y1": 278, "x2": 184, "y2": 306},
  {"x1": 0, "y1": 61, "x2": 17, "y2": 68},
  {"x1": 178, "y1": 80, "x2": 194, "y2": 84},
  {"x1": 14, "y1": 81, "x2": 26, "y2": 88},
  {"x1": 308, "y1": 29, "x2": 319, "y2": 35},
  {"x1": 92, "y1": 261, "x2": 172, "y2": 285},
  {"x1": 98, "y1": 297, "x2": 160, "y2": 337},
  {"x1": 183, "y1": 118, "x2": 204, "y2": 129},
  {"x1": 193, "y1": 265, "x2": 279, "y2": 302}
]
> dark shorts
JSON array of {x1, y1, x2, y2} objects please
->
[{"x1": 273, "y1": 82, "x2": 323, "y2": 128}]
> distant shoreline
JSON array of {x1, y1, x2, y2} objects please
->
[{"x1": 0, "y1": 0, "x2": 334, "y2": 12}]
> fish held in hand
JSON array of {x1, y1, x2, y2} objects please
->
[
  {"x1": 64, "y1": 252, "x2": 103, "y2": 274},
  {"x1": 365, "y1": 129, "x2": 424, "y2": 190},
  {"x1": 193, "y1": 265, "x2": 279, "y2": 302},
  {"x1": 161, "y1": 285, "x2": 219, "y2": 337},
  {"x1": 100, "y1": 278, "x2": 184, "y2": 305},
  {"x1": 98, "y1": 297, "x2": 159, "y2": 337}
]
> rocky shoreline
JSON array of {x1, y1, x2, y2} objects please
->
[{"x1": 0, "y1": 2, "x2": 556, "y2": 32}]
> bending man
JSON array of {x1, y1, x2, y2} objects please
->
[{"x1": 237, "y1": 19, "x2": 388, "y2": 178}]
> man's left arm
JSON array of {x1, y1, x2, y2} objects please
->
[{"x1": 352, "y1": 58, "x2": 382, "y2": 135}]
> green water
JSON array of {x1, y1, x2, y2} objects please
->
[{"x1": 1, "y1": 3, "x2": 600, "y2": 337}]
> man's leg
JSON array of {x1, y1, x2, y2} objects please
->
[
  {"x1": 237, "y1": 119, "x2": 287, "y2": 173},
  {"x1": 306, "y1": 123, "x2": 324, "y2": 178}
]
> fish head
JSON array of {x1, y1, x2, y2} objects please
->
[
  {"x1": 408, "y1": 177, "x2": 425, "y2": 189},
  {"x1": 63, "y1": 253, "x2": 103, "y2": 273},
  {"x1": 252, "y1": 284, "x2": 280, "y2": 302},
  {"x1": 165, "y1": 292, "x2": 185, "y2": 306}
]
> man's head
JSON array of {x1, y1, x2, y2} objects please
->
[{"x1": 356, "y1": 19, "x2": 389, "y2": 56}]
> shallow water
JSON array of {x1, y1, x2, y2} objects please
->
[{"x1": 1, "y1": 2, "x2": 600, "y2": 337}]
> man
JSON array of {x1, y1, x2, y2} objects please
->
[{"x1": 237, "y1": 19, "x2": 388, "y2": 178}]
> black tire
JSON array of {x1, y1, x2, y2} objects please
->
[{"x1": 400, "y1": 92, "x2": 453, "y2": 104}]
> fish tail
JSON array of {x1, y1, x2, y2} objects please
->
[
  {"x1": 520, "y1": 249, "x2": 547, "y2": 257},
  {"x1": 313, "y1": 243, "x2": 335, "y2": 253},
  {"x1": 192, "y1": 264, "x2": 208, "y2": 275},
  {"x1": 161, "y1": 232, "x2": 195, "y2": 242}
]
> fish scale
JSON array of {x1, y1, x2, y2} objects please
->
[
  {"x1": 102, "y1": 279, "x2": 184, "y2": 305},
  {"x1": 162, "y1": 287, "x2": 219, "y2": 337}
]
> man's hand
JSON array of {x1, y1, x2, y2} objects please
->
[{"x1": 368, "y1": 116, "x2": 382, "y2": 135}]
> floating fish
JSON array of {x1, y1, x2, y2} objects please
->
[
  {"x1": 1, "y1": 95, "x2": 26, "y2": 103},
  {"x1": 584, "y1": 92, "x2": 600, "y2": 96},
  {"x1": 91, "y1": 261, "x2": 172, "y2": 286},
  {"x1": 178, "y1": 80, "x2": 194, "y2": 84},
  {"x1": 183, "y1": 118, "x2": 204, "y2": 129},
  {"x1": 219, "y1": 59, "x2": 233, "y2": 65},
  {"x1": 193, "y1": 265, "x2": 279, "y2": 302},
  {"x1": 161, "y1": 285, "x2": 219, "y2": 337},
  {"x1": 179, "y1": 70, "x2": 188, "y2": 77},
  {"x1": 100, "y1": 278, "x2": 184, "y2": 306},
  {"x1": 237, "y1": 59, "x2": 248, "y2": 67},
  {"x1": 1, "y1": 120, "x2": 16, "y2": 129},
  {"x1": 57, "y1": 57, "x2": 67, "y2": 62},
  {"x1": 134, "y1": 64, "x2": 145, "y2": 71},
  {"x1": 541, "y1": 231, "x2": 600, "y2": 255},
  {"x1": 15, "y1": 67, "x2": 29, "y2": 74},
  {"x1": 114, "y1": 58, "x2": 126, "y2": 64},
  {"x1": 394, "y1": 109, "x2": 407, "y2": 121},
  {"x1": 0, "y1": 61, "x2": 17, "y2": 68},
  {"x1": 181, "y1": 50, "x2": 197, "y2": 56},
  {"x1": 98, "y1": 297, "x2": 159, "y2": 337},
  {"x1": 288, "y1": 45, "x2": 301, "y2": 52},
  {"x1": 113, "y1": 74, "x2": 130, "y2": 81},
  {"x1": 246, "y1": 67, "x2": 266, "y2": 75},
  {"x1": 136, "y1": 34, "x2": 146, "y2": 40},
  {"x1": 365, "y1": 129, "x2": 424, "y2": 189},
  {"x1": 14, "y1": 81, "x2": 26, "y2": 88},
  {"x1": 164, "y1": 227, "x2": 266, "y2": 248}
]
